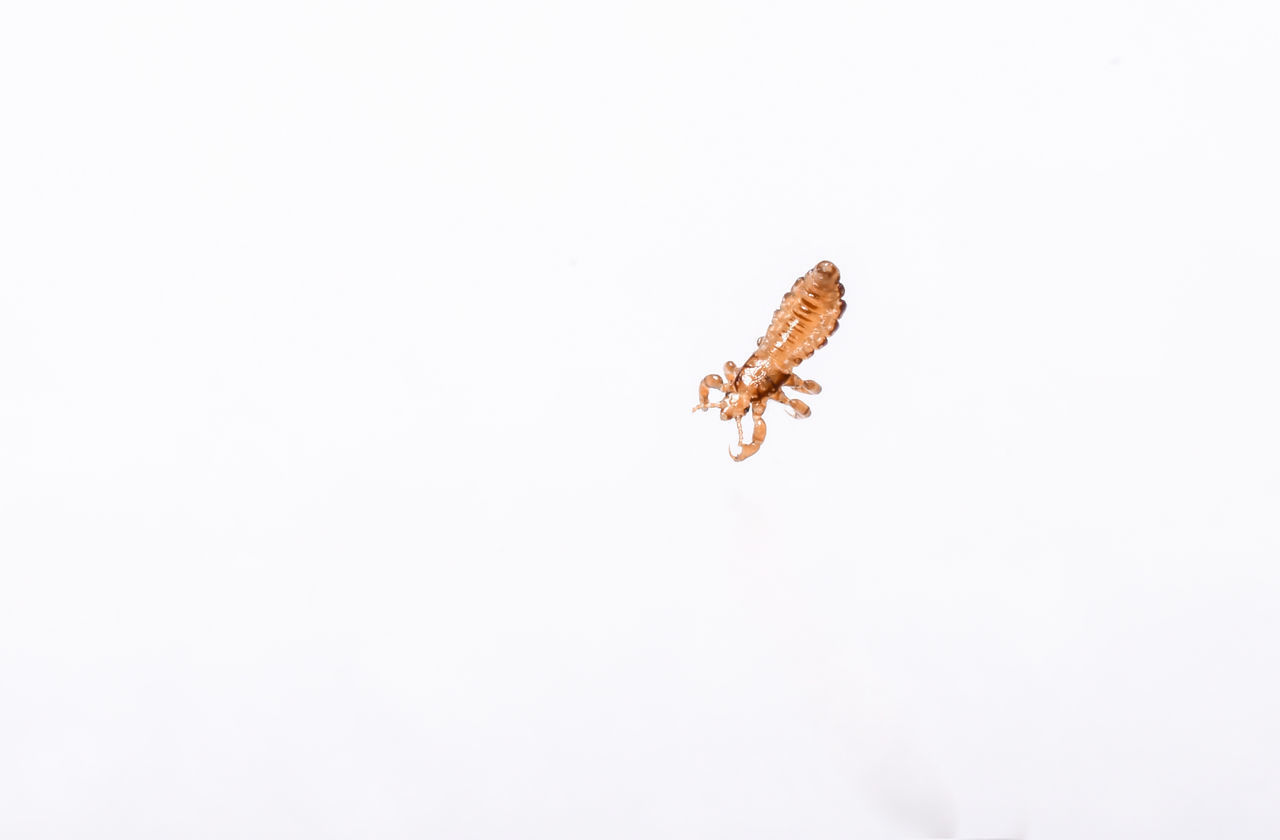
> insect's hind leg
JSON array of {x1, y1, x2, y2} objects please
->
[{"x1": 729, "y1": 401, "x2": 768, "y2": 461}]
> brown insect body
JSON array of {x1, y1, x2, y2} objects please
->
[{"x1": 693, "y1": 261, "x2": 846, "y2": 461}]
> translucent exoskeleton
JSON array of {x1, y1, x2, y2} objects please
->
[{"x1": 693, "y1": 261, "x2": 846, "y2": 461}]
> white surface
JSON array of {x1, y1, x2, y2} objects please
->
[{"x1": 2, "y1": 1, "x2": 1279, "y2": 837}]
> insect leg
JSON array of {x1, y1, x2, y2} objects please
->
[
  {"x1": 692, "y1": 374, "x2": 728, "y2": 412},
  {"x1": 783, "y1": 373, "x2": 822, "y2": 395},
  {"x1": 729, "y1": 401, "x2": 768, "y2": 461},
  {"x1": 771, "y1": 392, "x2": 812, "y2": 419}
]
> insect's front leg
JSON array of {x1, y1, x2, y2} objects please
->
[
  {"x1": 729, "y1": 401, "x2": 768, "y2": 461},
  {"x1": 692, "y1": 373, "x2": 728, "y2": 412}
]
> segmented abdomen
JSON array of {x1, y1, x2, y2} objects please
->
[{"x1": 746, "y1": 260, "x2": 846, "y2": 379}]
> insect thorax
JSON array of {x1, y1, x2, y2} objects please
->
[{"x1": 736, "y1": 355, "x2": 784, "y2": 397}]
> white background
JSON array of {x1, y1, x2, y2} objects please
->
[{"x1": 2, "y1": 1, "x2": 1278, "y2": 838}]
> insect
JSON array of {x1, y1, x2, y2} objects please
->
[{"x1": 693, "y1": 260, "x2": 846, "y2": 461}]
